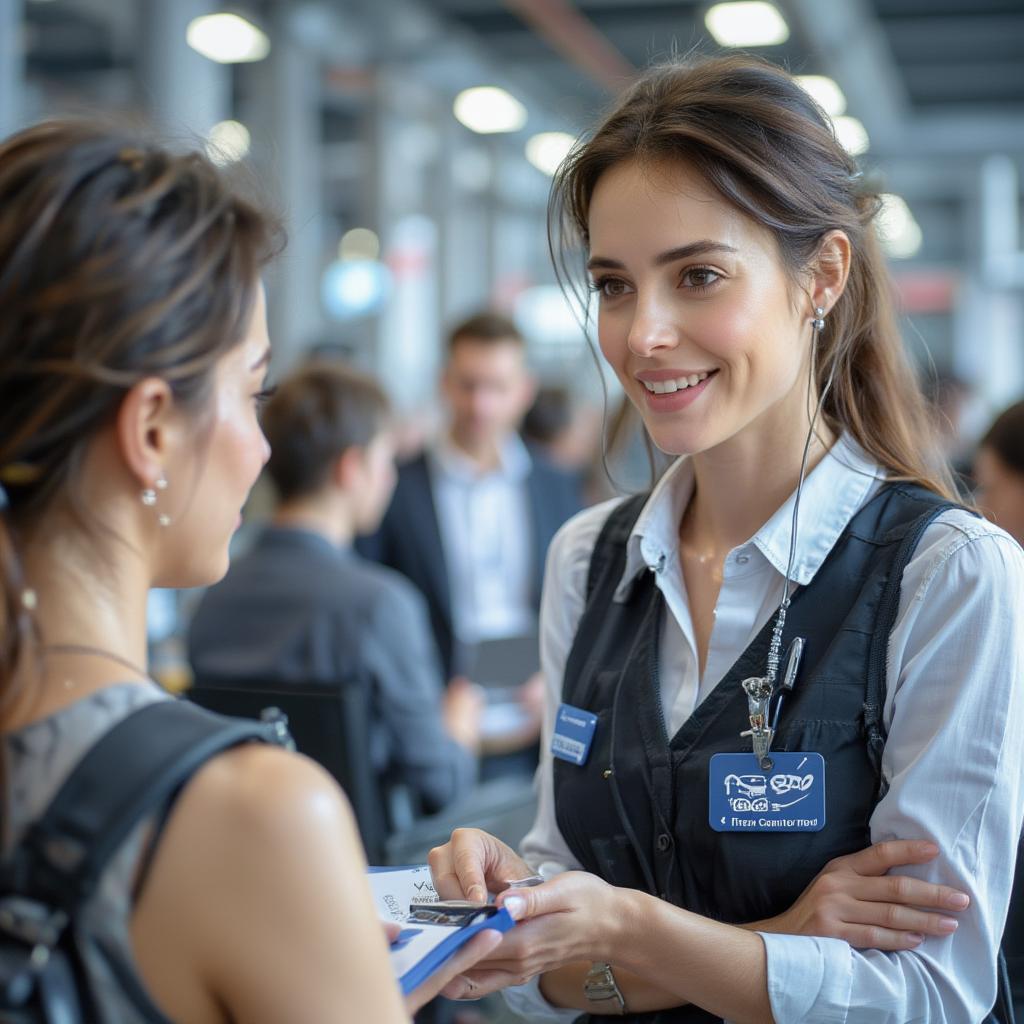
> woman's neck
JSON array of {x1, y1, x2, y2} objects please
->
[
  {"x1": 4, "y1": 519, "x2": 152, "y2": 728},
  {"x1": 681, "y1": 419, "x2": 837, "y2": 560}
]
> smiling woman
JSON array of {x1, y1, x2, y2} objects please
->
[{"x1": 430, "y1": 54, "x2": 1024, "y2": 1024}]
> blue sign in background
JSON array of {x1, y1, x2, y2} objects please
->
[{"x1": 709, "y1": 752, "x2": 826, "y2": 832}]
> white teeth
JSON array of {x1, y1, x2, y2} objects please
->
[{"x1": 641, "y1": 371, "x2": 711, "y2": 394}]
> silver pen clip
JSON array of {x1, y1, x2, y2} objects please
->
[{"x1": 740, "y1": 676, "x2": 774, "y2": 769}]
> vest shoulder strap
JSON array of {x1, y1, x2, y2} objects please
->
[{"x1": 585, "y1": 494, "x2": 648, "y2": 602}]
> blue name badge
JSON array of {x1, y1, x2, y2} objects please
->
[
  {"x1": 709, "y1": 752, "x2": 825, "y2": 832},
  {"x1": 551, "y1": 703, "x2": 598, "y2": 766}
]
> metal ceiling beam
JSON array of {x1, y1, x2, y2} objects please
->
[{"x1": 501, "y1": 0, "x2": 636, "y2": 94}]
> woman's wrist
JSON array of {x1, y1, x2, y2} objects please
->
[{"x1": 593, "y1": 884, "x2": 649, "y2": 964}]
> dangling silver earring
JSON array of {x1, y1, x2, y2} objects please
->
[
  {"x1": 811, "y1": 306, "x2": 826, "y2": 332},
  {"x1": 141, "y1": 474, "x2": 171, "y2": 526}
]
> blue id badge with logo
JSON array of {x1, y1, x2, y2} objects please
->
[
  {"x1": 709, "y1": 752, "x2": 825, "y2": 832},
  {"x1": 551, "y1": 703, "x2": 598, "y2": 766}
]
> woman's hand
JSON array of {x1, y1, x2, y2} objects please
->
[
  {"x1": 441, "y1": 871, "x2": 624, "y2": 1000},
  {"x1": 404, "y1": 929, "x2": 505, "y2": 1014},
  {"x1": 428, "y1": 828, "x2": 532, "y2": 902},
  {"x1": 754, "y1": 839, "x2": 970, "y2": 949}
]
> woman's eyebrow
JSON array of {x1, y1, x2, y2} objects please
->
[{"x1": 587, "y1": 240, "x2": 738, "y2": 272}]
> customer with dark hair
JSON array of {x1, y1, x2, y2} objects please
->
[
  {"x1": 0, "y1": 120, "x2": 496, "y2": 1023},
  {"x1": 975, "y1": 399, "x2": 1024, "y2": 544},
  {"x1": 189, "y1": 361, "x2": 480, "y2": 814},
  {"x1": 430, "y1": 55, "x2": 1024, "y2": 1023}
]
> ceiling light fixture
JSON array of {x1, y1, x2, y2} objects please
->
[
  {"x1": 877, "y1": 194, "x2": 923, "y2": 259},
  {"x1": 834, "y1": 115, "x2": 870, "y2": 156},
  {"x1": 796, "y1": 75, "x2": 847, "y2": 117},
  {"x1": 186, "y1": 13, "x2": 270, "y2": 64},
  {"x1": 453, "y1": 87, "x2": 527, "y2": 135},
  {"x1": 705, "y1": 2, "x2": 789, "y2": 47},
  {"x1": 205, "y1": 120, "x2": 251, "y2": 165},
  {"x1": 525, "y1": 132, "x2": 575, "y2": 177}
]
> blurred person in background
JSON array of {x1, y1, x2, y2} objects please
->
[
  {"x1": 359, "y1": 312, "x2": 582, "y2": 773},
  {"x1": 974, "y1": 399, "x2": 1024, "y2": 545},
  {"x1": 0, "y1": 120, "x2": 494, "y2": 1024},
  {"x1": 522, "y1": 385, "x2": 601, "y2": 486},
  {"x1": 189, "y1": 361, "x2": 481, "y2": 815}
]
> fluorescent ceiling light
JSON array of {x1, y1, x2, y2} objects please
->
[
  {"x1": 834, "y1": 115, "x2": 869, "y2": 156},
  {"x1": 705, "y1": 2, "x2": 789, "y2": 47},
  {"x1": 877, "y1": 194, "x2": 923, "y2": 259},
  {"x1": 187, "y1": 13, "x2": 270, "y2": 64},
  {"x1": 796, "y1": 75, "x2": 847, "y2": 117},
  {"x1": 205, "y1": 120, "x2": 251, "y2": 165},
  {"x1": 453, "y1": 87, "x2": 527, "y2": 134},
  {"x1": 525, "y1": 132, "x2": 575, "y2": 177},
  {"x1": 339, "y1": 228, "x2": 380, "y2": 262}
]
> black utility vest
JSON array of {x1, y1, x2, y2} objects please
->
[{"x1": 554, "y1": 483, "x2": 958, "y2": 1024}]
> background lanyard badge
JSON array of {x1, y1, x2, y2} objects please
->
[{"x1": 551, "y1": 702, "x2": 597, "y2": 765}]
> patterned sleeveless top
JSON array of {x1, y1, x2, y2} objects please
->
[{"x1": 1, "y1": 681, "x2": 171, "y2": 1022}]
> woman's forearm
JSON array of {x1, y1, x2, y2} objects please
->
[{"x1": 611, "y1": 889, "x2": 775, "y2": 1024}]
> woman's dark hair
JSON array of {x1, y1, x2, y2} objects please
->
[
  {"x1": 262, "y1": 361, "x2": 391, "y2": 502},
  {"x1": 0, "y1": 119, "x2": 283, "y2": 691},
  {"x1": 550, "y1": 53, "x2": 957, "y2": 500},
  {"x1": 981, "y1": 400, "x2": 1024, "y2": 476}
]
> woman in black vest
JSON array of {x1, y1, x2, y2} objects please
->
[{"x1": 429, "y1": 55, "x2": 1024, "y2": 1023}]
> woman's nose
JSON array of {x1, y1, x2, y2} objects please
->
[{"x1": 627, "y1": 302, "x2": 681, "y2": 357}]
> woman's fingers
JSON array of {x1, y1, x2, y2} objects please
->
[
  {"x1": 428, "y1": 829, "x2": 530, "y2": 902},
  {"x1": 843, "y1": 898, "x2": 960, "y2": 939},
  {"x1": 827, "y1": 839, "x2": 940, "y2": 876},
  {"x1": 840, "y1": 925, "x2": 930, "y2": 951},
  {"x1": 857, "y1": 873, "x2": 970, "y2": 911}
]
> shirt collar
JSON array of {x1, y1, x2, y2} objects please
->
[
  {"x1": 432, "y1": 431, "x2": 532, "y2": 484},
  {"x1": 615, "y1": 433, "x2": 884, "y2": 601}
]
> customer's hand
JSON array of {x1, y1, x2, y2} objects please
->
[
  {"x1": 404, "y1": 929, "x2": 504, "y2": 1013},
  {"x1": 755, "y1": 839, "x2": 969, "y2": 949},
  {"x1": 429, "y1": 827, "x2": 531, "y2": 903}
]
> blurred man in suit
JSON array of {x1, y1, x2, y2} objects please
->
[{"x1": 359, "y1": 313, "x2": 582, "y2": 770}]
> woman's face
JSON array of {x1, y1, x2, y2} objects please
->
[
  {"x1": 587, "y1": 158, "x2": 814, "y2": 458},
  {"x1": 156, "y1": 287, "x2": 272, "y2": 587},
  {"x1": 974, "y1": 445, "x2": 1024, "y2": 544}
]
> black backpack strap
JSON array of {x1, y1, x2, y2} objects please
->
[{"x1": 5, "y1": 698, "x2": 281, "y2": 912}]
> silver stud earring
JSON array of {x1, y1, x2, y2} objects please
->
[
  {"x1": 811, "y1": 306, "x2": 826, "y2": 331},
  {"x1": 155, "y1": 475, "x2": 168, "y2": 491},
  {"x1": 157, "y1": 513, "x2": 171, "y2": 528},
  {"x1": 140, "y1": 487, "x2": 157, "y2": 506}
]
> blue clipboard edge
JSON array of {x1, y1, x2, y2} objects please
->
[{"x1": 397, "y1": 906, "x2": 516, "y2": 995}]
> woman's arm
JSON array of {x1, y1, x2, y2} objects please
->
[{"x1": 132, "y1": 743, "x2": 499, "y2": 1024}]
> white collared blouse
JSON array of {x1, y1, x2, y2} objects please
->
[{"x1": 508, "y1": 434, "x2": 1024, "y2": 1023}]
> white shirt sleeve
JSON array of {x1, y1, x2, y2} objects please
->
[
  {"x1": 762, "y1": 512, "x2": 1024, "y2": 1023},
  {"x1": 504, "y1": 500, "x2": 623, "y2": 1023}
]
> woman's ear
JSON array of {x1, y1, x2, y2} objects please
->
[
  {"x1": 811, "y1": 230, "x2": 852, "y2": 315},
  {"x1": 116, "y1": 377, "x2": 177, "y2": 490}
]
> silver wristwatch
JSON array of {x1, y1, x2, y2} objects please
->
[{"x1": 583, "y1": 961, "x2": 626, "y2": 1014}]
